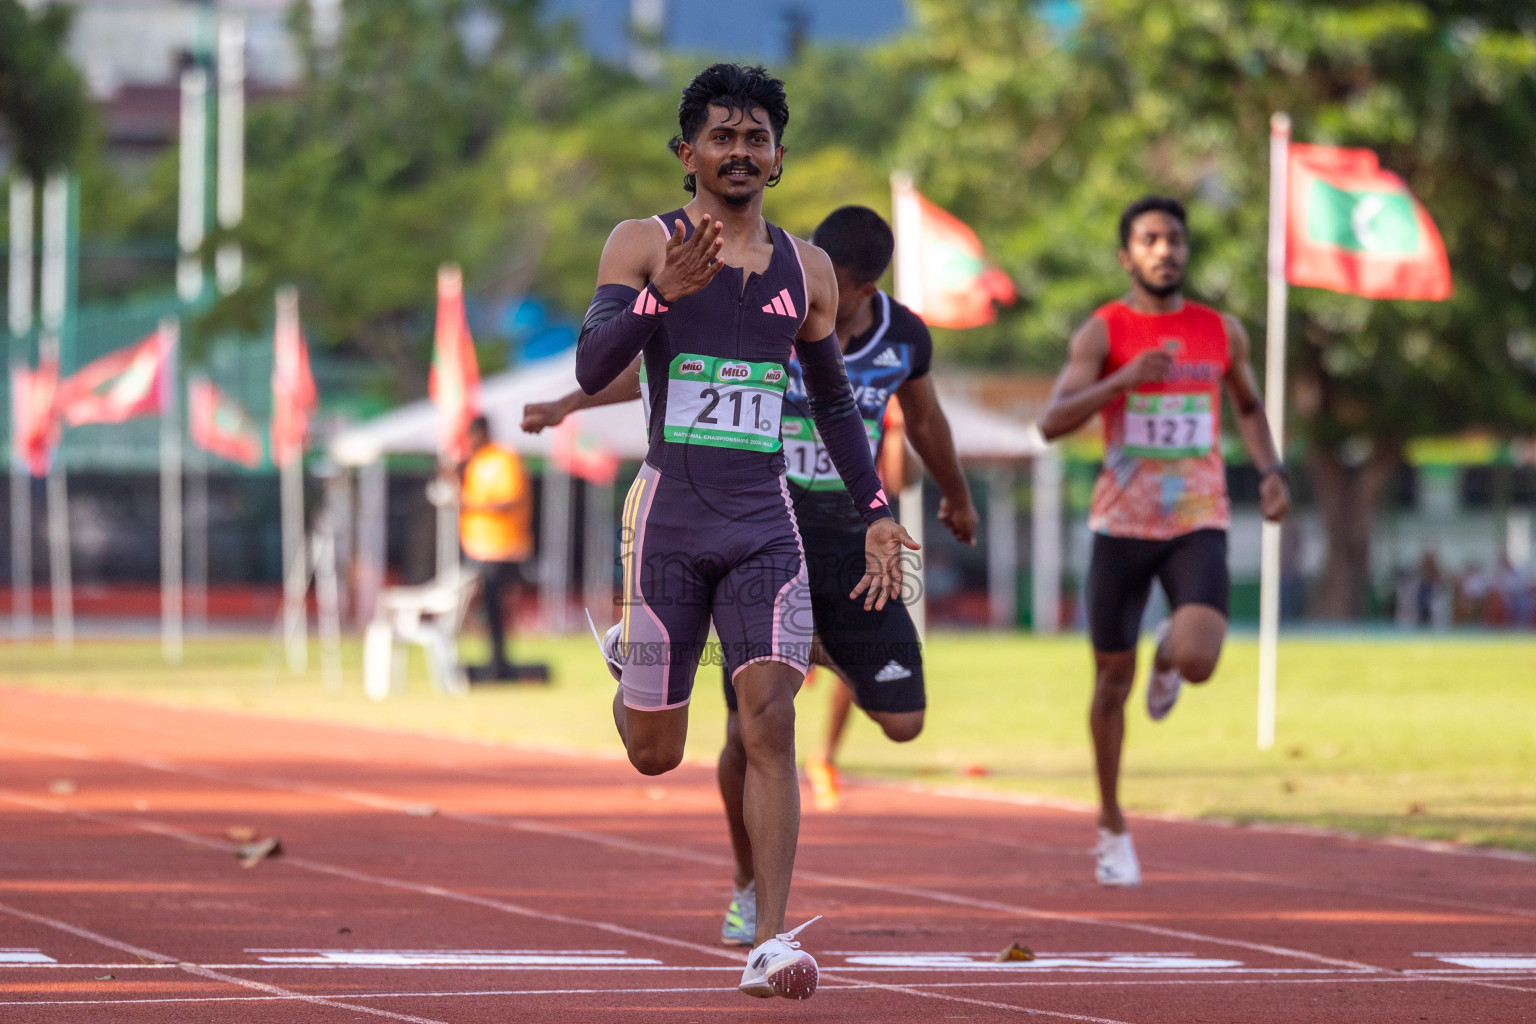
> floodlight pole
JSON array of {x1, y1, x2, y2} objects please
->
[
  {"x1": 1258, "y1": 113, "x2": 1291, "y2": 752},
  {"x1": 159, "y1": 320, "x2": 183, "y2": 665},
  {"x1": 40, "y1": 171, "x2": 74, "y2": 652}
]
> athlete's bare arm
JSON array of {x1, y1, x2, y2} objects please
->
[
  {"x1": 1038, "y1": 317, "x2": 1173, "y2": 440},
  {"x1": 895, "y1": 374, "x2": 978, "y2": 545},
  {"x1": 523, "y1": 357, "x2": 641, "y2": 433},
  {"x1": 1220, "y1": 314, "x2": 1291, "y2": 522},
  {"x1": 794, "y1": 239, "x2": 919, "y2": 611}
]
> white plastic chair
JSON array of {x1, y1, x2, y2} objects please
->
[{"x1": 364, "y1": 566, "x2": 480, "y2": 700}]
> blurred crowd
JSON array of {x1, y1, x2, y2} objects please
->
[{"x1": 1393, "y1": 553, "x2": 1535, "y2": 630}]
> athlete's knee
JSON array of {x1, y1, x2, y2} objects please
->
[
  {"x1": 1091, "y1": 658, "x2": 1136, "y2": 711},
  {"x1": 876, "y1": 710, "x2": 924, "y2": 743},
  {"x1": 627, "y1": 741, "x2": 684, "y2": 776},
  {"x1": 737, "y1": 693, "x2": 797, "y2": 761},
  {"x1": 1178, "y1": 650, "x2": 1219, "y2": 683}
]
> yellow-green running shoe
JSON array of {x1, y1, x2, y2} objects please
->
[{"x1": 721, "y1": 880, "x2": 756, "y2": 946}]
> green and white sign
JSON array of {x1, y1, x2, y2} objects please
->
[
  {"x1": 782, "y1": 415, "x2": 881, "y2": 490},
  {"x1": 663, "y1": 353, "x2": 786, "y2": 453},
  {"x1": 1123, "y1": 392, "x2": 1214, "y2": 460}
]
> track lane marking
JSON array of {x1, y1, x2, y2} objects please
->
[
  {"x1": 0, "y1": 899, "x2": 452, "y2": 1024},
  {"x1": 0, "y1": 792, "x2": 1142, "y2": 1023}
]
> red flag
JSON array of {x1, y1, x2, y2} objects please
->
[
  {"x1": 11, "y1": 359, "x2": 61, "y2": 477},
  {"x1": 190, "y1": 375, "x2": 263, "y2": 468},
  {"x1": 895, "y1": 179, "x2": 1017, "y2": 328},
  {"x1": 430, "y1": 265, "x2": 481, "y2": 463},
  {"x1": 57, "y1": 327, "x2": 172, "y2": 426},
  {"x1": 552, "y1": 416, "x2": 618, "y2": 485},
  {"x1": 1285, "y1": 143, "x2": 1452, "y2": 301},
  {"x1": 271, "y1": 287, "x2": 317, "y2": 466}
]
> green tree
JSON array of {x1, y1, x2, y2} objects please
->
[
  {"x1": 896, "y1": 0, "x2": 1536, "y2": 617},
  {"x1": 0, "y1": 0, "x2": 87, "y2": 179}
]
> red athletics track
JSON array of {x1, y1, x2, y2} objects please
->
[{"x1": 0, "y1": 686, "x2": 1532, "y2": 1023}]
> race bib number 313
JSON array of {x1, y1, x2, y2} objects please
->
[
  {"x1": 1123, "y1": 393, "x2": 1214, "y2": 459},
  {"x1": 783, "y1": 416, "x2": 880, "y2": 490},
  {"x1": 663, "y1": 354, "x2": 786, "y2": 453}
]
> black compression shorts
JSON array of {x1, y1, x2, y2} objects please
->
[
  {"x1": 723, "y1": 524, "x2": 925, "y2": 715},
  {"x1": 1087, "y1": 528, "x2": 1229, "y2": 652}
]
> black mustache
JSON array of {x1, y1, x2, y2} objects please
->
[{"x1": 719, "y1": 161, "x2": 760, "y2": 176}]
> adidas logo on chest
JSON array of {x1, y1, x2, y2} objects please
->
[{"x1": 871, "y1": 347, "x2": 903, "y2": 368}]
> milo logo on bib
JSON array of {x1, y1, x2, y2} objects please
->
[{"x1": 664, "y1": 353, "x2": 788, "y2": 454}]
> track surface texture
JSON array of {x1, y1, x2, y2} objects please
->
[{"x1": 0, "y1": 686, "x2": 1532, "y2": 1022}]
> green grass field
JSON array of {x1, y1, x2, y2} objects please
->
[{"x1": 4, "y1": 631, "x2": 1533, "y2": 852}]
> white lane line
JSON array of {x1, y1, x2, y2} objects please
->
[
  {"x1": 0, "y1": 791, "x2": 1139, "y2": 1023},
  {"x1": 0, "y1": 899, "x2": 452, "y2": 1024}
]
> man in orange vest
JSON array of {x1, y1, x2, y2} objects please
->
[{"x1": 459, "y1": 415, "x2": 534, "y2": 681}]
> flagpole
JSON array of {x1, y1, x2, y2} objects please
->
[
  {"x1": 187, "y1": 412, "x2": 210, "y2": 634},
  {"x1": 159, "y1": 321, "x2": 183, "y2": 664},
  {"x1": 8, "y1": 177, "x2": 35, "y2": 641},
  {"x1": 40, "y1": 171, "x2": 72, "y2": 652},
  {"x1": 1258, "y1": 112, "x2": 1291, "y2": 752},
  {"x1": 890, "y1": 171, "x2": 927, "y2": 639},
  {"x1": 276, "y1": 287, "x2": 308, "y2": 673}
]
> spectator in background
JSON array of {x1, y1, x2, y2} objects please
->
[
  {"x1": 1455, "y1": 562, "x2": 1492, "y2": 625},
  {"x1": 1495, "y1": 556, "x2": 1534, "y2": 628},
  {"x1": 459, "y1": 415, "x2": 534, "y2": 681}
]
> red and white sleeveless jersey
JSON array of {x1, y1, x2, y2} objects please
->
[{"x1": 1086, "y1": 299, "x2": 1232, "y2": 540}]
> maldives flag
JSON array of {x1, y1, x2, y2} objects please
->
[
  {"x1": 894, "y1": 176, "x2": 1017, "y2": 328},
  {"x1": 552, "y1": 416, "x2": 618, "y2": 485},
  {"x1": 271, "y1": 287, "x2": 317, "y2": 466},
  {"x1": 190, "y1": 374, "x2": 263, "y2": 467},
  {"x1": 430, "y1": 265, "x2": 481, "y2": 463},
  {"x1": 1285, "y1": 143, "x2": 1452, "y2": 301},
  {"x1": 11, "y1": 359, "x2": 61, "y2": 477},
  {"x1": 58, "y1": 326, "x2": 173, "y2": 426}
]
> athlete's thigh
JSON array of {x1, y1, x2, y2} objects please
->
[
  {"x1": 1087, "y1": 532, "x2": 1161, "y2": 653},
  {"x1": 803, "y1": 527, "x2": 925, "y2": 714},
  {"x1": 1156, "y1": 528, "x2": 1230, "y2": 619},
  {"x1": 1156, "y1": 529, "x2": 1230, "y2": 663},
  {"x1": 713, "y1": 512, "x2": 812, "y2": 685},
  {"x1": 616, "y1": 465, "x2": 715, "y2": 711}
]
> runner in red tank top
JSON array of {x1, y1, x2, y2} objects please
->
[{"x1": 1039, "y1": 196, "x2": 1291, "y2": 887}]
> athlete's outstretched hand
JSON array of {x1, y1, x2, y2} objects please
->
[
  {"x1": 521, "y1": 399, "x2": 570, "y2": 434},
  {"x1": 650, "y1": 214, "x2": 725, "y2": 303},
  {"x1": 852, "y1": 518, "x2": 921, "y2": 612},
  {"x1": 938, "y1": 497, "x2": 979, "y2": 546}
]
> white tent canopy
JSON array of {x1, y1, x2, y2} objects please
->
[
  {"x1": 331, "y1": 349, "x2": 1057, "y2": 636},
  {"x1": 329, "y1": 350, "x2": 1046, "y2": 466}
]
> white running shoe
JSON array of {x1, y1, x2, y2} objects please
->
[
  {"x1": 739, "y1": 916, "x2": 821, "y2": 1000},
  {"x1": 720, "y1": 880, "x2": 756, "y2": 947},
  {"x1": 585, "y1": 609, "x2": 623, "y2": 683},
  {"x1": 1146, "y1": 619, "x2": 1183, "y2": 722},
  {"x1": 1093, "y1": 828, "x2": 1141, "y2": 887}
]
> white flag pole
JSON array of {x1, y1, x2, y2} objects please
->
[
  {"x1": 276, "y1": 287, "x2": 308, "y2": 673},
  {"x1": 40, "y1": 171, "x2": 72, "y2": 652},
  {"x1": 177, "y1": 66, "x2": 209, "y2": 303},
  {"x1": 1258, "y1": 112, "x2": 1292, "y2": 752},
  {"x1": 215, "y1": 15, "x2": 245, "y2": 296},
  {"x1": 159, "y1": 320, "x2": 183, "y2": 664},
  {"x1": 8, "y1": 177, "x2": 36, "y2": 641},
  {"x1": 889, "y1": 171, "x2": 927, "y2": 638}
]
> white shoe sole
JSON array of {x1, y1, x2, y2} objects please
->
[{"x1": 740, "y1": 952, "x2": 818, "y2": 999}]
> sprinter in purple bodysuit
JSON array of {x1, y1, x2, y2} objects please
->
[{"x1": 573, "y1": 63, "x2": 917, "y2": 1001}]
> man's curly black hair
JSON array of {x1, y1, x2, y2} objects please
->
[{"x1": 668, "y1": 63, "x2": 789, "y2": 195}]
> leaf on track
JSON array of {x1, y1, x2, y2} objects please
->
[
  {"x1": 996, "y1": 942, "x2": 1035, "y2": 962},
  {"x1": 235, "y1": 837, "x2": 284, "y2": 868}
]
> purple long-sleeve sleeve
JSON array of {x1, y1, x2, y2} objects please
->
[
  {"x1": 793, "y1": 331, "x2": 893, "y2": 526},
  {"x1": 575, "y1": 283, "x2": 669, "y2": 395}
]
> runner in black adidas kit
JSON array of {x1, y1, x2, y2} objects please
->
[{"x1": 569, "y1": 65, "x2": 916, "y2": 1001}]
